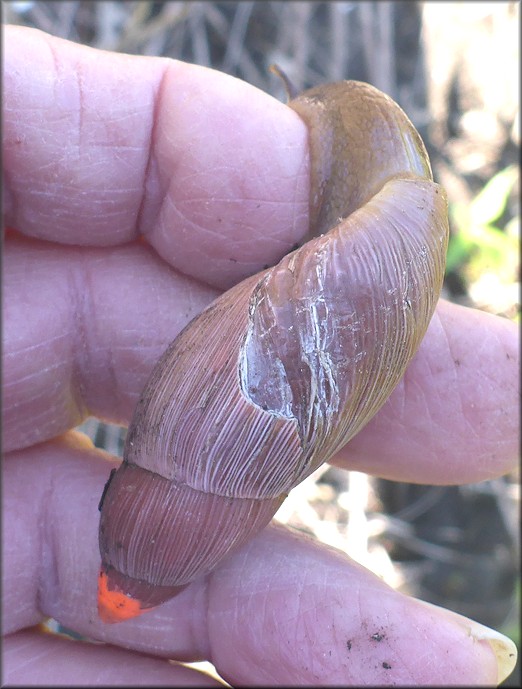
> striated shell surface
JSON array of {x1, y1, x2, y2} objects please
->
[{"x1": 98, "y1": 80, "x2": 449, "y2": 617}]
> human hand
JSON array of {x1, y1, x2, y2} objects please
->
[{"x1": 3, "y1": 25, "x2": 518, "y2": 686}]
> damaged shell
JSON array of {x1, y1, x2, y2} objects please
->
[{"x1": 98, "y1": 80, "x2": 449, "y2": 623}]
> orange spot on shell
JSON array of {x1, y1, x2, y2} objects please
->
[{"x1": 97, "y1": 569, "x2": 155, "y2": 623}]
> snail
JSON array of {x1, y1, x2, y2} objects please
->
[{"x1": 97, "y1": 76, "x2": 449, "y2": 623}]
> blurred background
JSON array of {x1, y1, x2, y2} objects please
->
[{"x1": 4, "y1": 1, "x2": 519, "y2": 684}]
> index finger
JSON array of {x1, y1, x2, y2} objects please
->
[{"x1": 3, "y1": 25, "x2": 309, "y2": 289}]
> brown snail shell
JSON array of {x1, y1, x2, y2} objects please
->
[{"x1": 98, "y1": 80, "x2": 449, "y2": 623}]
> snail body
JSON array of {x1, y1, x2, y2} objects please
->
[{"x1": 98, "y1": 80, "x2": 448, "y2": 623}]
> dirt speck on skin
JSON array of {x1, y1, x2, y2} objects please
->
[
  {"x1": 371, "y1": 632, "x2": 385, "y2": 642},
  {"x1": 382, "y1": 661, "x2": 392, "y2": 669}
]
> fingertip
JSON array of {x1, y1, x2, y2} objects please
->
[{"x1": 148, "y1": 60, "x2": 310, "y2": 289}]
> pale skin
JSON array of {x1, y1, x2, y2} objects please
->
[{"x1": 2, "y1": 25, "x2": 519, "y2": 686}]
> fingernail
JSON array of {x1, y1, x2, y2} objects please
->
[
  {"x1": 416, "y1": 599, "x2": 518, "y2": 684},
  {"x1": 465, "y1": 618, "x2": 517, "y2": 685}
]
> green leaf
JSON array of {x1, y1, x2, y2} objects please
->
[{"x1": 469, "y1": 165, "x2": 518, "y2": 228}]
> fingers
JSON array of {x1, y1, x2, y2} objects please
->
[
  {"x1": 3, "y1": 630, "x2": 222, "y2": 687},
  {"x1": 4, "y1": 435, "x2": 513, "y2": 686},
  {"x1": 334, "y1": 298, "x2": 519, "y2": 483},
  {"x1": 206, "y1": 530, "x2": 514, "y2": 687},
  {"x1": 4, "y1": 234, "x2": 518, "y2": 483},
  {"x1": 3, "y1": 25, "x2": 309, "y2": 289},
  {"x1": 3, "y1": 26, "x2": 518, "y2": 484},
  {"x1": 3, "y1": 235, "x2": 217, "y2": 452}
]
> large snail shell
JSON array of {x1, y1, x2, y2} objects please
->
[{"x1": 98, "y1": 80, "x2": 448, "y2": 622}]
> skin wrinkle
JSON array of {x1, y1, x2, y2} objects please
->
[
  {"x1": 391, "y1": 642, "x2": 415, "y2": 685},
  {"x1": 47, "y1": 34, "x2": 67, "y2": 135},
  {"x1": 410, "y1": 608, "x2": 439, "y2": 678},
  {"x1": 396, "y1": 372, "x2": 434, "y2": 453},
  {"x1": 135, "y1": 62, "x2": 168, "y2": 240},
  {"x1": 353, "y1": 580, "x2": 364, "y2": 646},
  {"x1": 438, "y1": 318, "x2": 469, "y2": 423},
  {"x1": 478, "y1": 358, "x2": 511, "y2": 394},
  {"x1": 476, "y1": 331, "x2": 513, "y2": 385},
  {"x1": 290, "y1": 152, "x2": 306, "y2": 235},
  {"x1": 6, "y1": 31, "x2": 158, "y2": 243},
  {"x1": 161, "y1": 196, "x2": 296, "y2": 283},
  {"x1": 15, "y1": 384, "x2": 58, "y2": 412},
  {"x1": 441, "y1": 318, "x2": 492, "y2": 449},
  {"x1": 164, "y1": 197, "x2": 242, "y2": 253},
  {"x1": 5, "y1": 333, "x2": 65, "y2": 358},
  {"x1": 181, "y1": 585, "x2": 209, "y2": 664},
  {"x1": 36, "y1": 466, "x2": 57, "y2": 625},
  {"x1": 201, "y1": 575, "x2": 221, "y2": 672},
  {"x1": 35, "y1": 443, "x2": 107, "y2": 634},
  {"x1": 11, "y1": 406, "x2": 44, "y2": 443},
  {"x1": 5, "y1": 634, "x2": 33, "y2": 661},
  {"x1": 4, "y1": 359, "x2": 66, "y2": 389},
  {"x1": 458, "y1": 394, "x2": 482, "y2": 443},
  {"x1": 8, "y1": 642, "x2": 53, "y2": 675},
  {"x1": 111, "y1": 341, "x2": 163, "y2": 353},
  {"x1": 2, "y1": 167, "x2": 15, "y2": 218},
  {"x1": 281, "y1": 576, "x2": 317, "y2": 667},
  {"x1": 177, "y1": 165, "x2": 246, "y2": 184},
  {"x1": 176, "y1": 195, "x2": 297, "y2": 213},
  {"x1": 301, "y1": 605, "x2": 328, "y2": 677},
  {"x1": 67, "y1": 250, "x2": 94, "y2": 422},
  {"x1": 226, "y1": 560, "x2": 276, "y2": 677},
  {"x1": 173, "y1": 193, "x2": 300, "y2": 231},
  {"x1": 46, "y1": 35, "x2": 84, "y2": 175},
  {"x1": 33, "y1": 154, "x2": 72, "y2": 175},
  {"x1": 75, "y1": 52, "x2": 85, "y2": 155}
]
